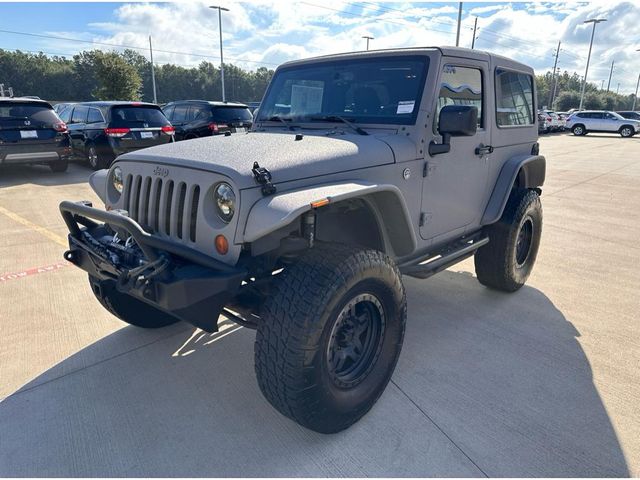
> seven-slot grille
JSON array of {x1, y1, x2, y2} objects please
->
[{"x1": 123, "y1": 174, "x2": 200, "y2": 243}]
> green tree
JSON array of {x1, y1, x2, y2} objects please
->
[
  {"x1": 554, "y1": 91, "x2": 581, "y2": 111},
  {"x1": 91, "y1": 51, "x2": 141, "y2": 100}
]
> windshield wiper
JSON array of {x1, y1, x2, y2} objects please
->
[
  {"x1": 265, "y1": 115, "x2": 298, "y2": 131},
  {"x1": 308, "y1": 115, "x2": 368, "y2": 136}
]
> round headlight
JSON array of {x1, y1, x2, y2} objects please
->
[
  {"x1": 214, "y1": 182, "x2": 235, "y2": 222},
  {"x1": 112, "y1": 166, "x2": 123, "y2": 194}
]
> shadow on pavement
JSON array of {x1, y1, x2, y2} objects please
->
[
  {"x1": 0, "y1": 162, "x2": 91, "y2": 189},
  {"x1": 0, "y1": 271, "x2": 629, "y2": 477}
]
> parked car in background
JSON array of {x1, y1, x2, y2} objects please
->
[
  {"x1": 59, "y1": 101, "x2": 175, "y2": 169},
  {"x1": 555, "y1": 112, "x2": 567, "y2": 131},
  {"x1": 616, "y1": 111, "x2": 640, "y2": 121},
  {"x1": 161, "y1": 100, "x2": 252, "y2": 141},
  {"x1": 0, "y1": 97, "x2": 71, "y2": 172},
  {"x1": 53, "y1": 102, "x2": 75, "y2": 115},
  {"x1": 539, "y1": 109, "x2": 560, "y2": 132},
  {"x1": 565, "y1": 110, "x2": 640, "y2": 137},
  {"x1": 537, "y1": 112, "x2": 546, "y2": 133}
]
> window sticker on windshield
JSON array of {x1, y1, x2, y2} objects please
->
[
  {"x1": 291, "y1": 84, "x2": 324, "y2": 115},
  {"x1": 397, "y1": 101, "x2": 415, "y2": 114}
]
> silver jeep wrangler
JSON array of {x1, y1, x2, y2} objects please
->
[{"x1": 60, "y1": 47, "x2": 545, "y2": 433}]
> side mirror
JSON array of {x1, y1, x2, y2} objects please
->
[{"x1": 429, "y1": 105, "x2": 478, "y2": 156}]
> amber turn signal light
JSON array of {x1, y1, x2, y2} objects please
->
[{"x1": 215, "y1": 235, "x2": 229, "y2": 255}]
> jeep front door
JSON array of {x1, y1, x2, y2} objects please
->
[{"x1": 420, "y1": 61, "x2": 489, "y2": 241}]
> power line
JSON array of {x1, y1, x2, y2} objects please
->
[{"x1": 0, "y1": 29, "x2": 279, "y2": 66}]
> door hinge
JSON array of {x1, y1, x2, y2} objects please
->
[
  {"x1": 423, "y1": 161, "x2": 436, "y2": 177},
  {"x1": 419, "y1": 212, "x2": 432, "y2": 227}
]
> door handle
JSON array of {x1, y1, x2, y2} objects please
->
[{"x1": 475, "y1": 144, "x2": 493, "y2": 156}]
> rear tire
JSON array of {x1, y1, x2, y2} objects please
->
[
  {"x1": 475, "y1": 189, "x2": 542, "y2": 292},
  {"x1": 571, "y1": 124, "x2": 586, "y2": 136},
  {"x1": 86, "y1": 144, "x2": 108, "y2": 170},
  {"x1": 89, "y1": 275, "x2": 181, "y2": 328},
  {"x1": 254, "y1": 243, "x2": 406, "y2": 433},
  {"x1": 49, "y1": 160, "x2": 68, "y2": 172}
]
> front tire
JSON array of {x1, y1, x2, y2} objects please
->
[
  {"x1": 571, "y1": 124, "x2": 586, "y2": 136},
  {"x1": 620, "y1": 126, "x2": 634, "y2": 138},
  {"x1": 254, "y1": 243, "x2": 406, "y2": 433},
  {"x1": 89, "y1": 275, "x2": 181, "y2": 328},
  {"x1": 475, "y1": 189, "x2": 542, "y2": 292}
]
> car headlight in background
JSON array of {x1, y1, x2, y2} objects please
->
[
  {"x1": 112, "y1": 166, "x2": 123, "y2": 194},
  {"x1": 214, "y1": 182, "x2": 235, "y2": 222}
]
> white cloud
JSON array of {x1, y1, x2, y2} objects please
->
[{"x1": 38, "y1": 1, "x2": 640, "y2": 94}]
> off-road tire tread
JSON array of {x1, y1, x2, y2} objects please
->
[
  {"x1": 254, "y1": 242, "x2": 406, "y2": 433},
  {"x1": 474, "y1": 189, "x2": 542, "y2": 292}
]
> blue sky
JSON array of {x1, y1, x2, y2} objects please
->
[{"x1": 1, "y1": 1, "x2": 639, "y2": 93}]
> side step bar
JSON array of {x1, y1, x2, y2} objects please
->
[{"x1": 400, "y1": 235, "x2": 489, "y2": 279}]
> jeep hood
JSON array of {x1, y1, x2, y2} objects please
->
[{"x1": 117, "y1": 132, "x2": 402, "y2": 189}]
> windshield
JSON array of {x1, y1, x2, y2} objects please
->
[
  {"x1": 0, "y1": 102, "x2": 59, "y2": 127},
  {"x1": 109, "y1": 106, "x2": 170, "y2": 127},
  {"x1": 258, "y1": 55, "x2": 429, "y2": 125}
]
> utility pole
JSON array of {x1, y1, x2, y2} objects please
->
[
  {"x1": 210, "y1": 5, "x2": 229, "y2": 102},
  {"x1": 632, "y1": 72, "x2": 640, "y2": 111},
  {"x1": 579, "y1": 18, "x2": 607, "y2": 111},
  {"x1": 616, "y1": 83, "x2": 620, "y2": 95},
  {"x1": 471, "y1": 17, "x2": 478, "y2": 49},
  {"x1": 0, "y1": 83, "x2": 4, "y2": 97},
  {"x1": 548, "y1": 41, "x2": 561, "y2": 107},
  {"x1": 149, "y1": 36, "x2": 158, "y2": 104},
  {"x1": 606, "y1": 60, "x2": 614, "y2": 92},
  {"x1": 455, "y1": 2, "x2": 462, "y2": 47},
  {"x1": 362, "y1": 35, "x2": 374, "y2": 51},
  {"x1": 601, "y1": 79, "x2": 605, "y2": 90}
]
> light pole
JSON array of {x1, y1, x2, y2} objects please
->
[
  {"x1": 633, "y1": 49, "x2": 640, "y2": 111},
  {"x1": 455, "y1": 2, "x2": 463, "y2": 47},
  {"x1": 579, "y1": 18, "x2": 606, "y2": 110},
  {"x1": 362, "y1": 35, "x2": 374, "y2": 51},
  {"x1": 210, "y1": 5, "x2": 229, "y2": 102}
]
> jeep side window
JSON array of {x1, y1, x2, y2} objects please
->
[
  {"x1": 495, "y1": 69, "x2": 534, "y2": 127},
  {"x1": 434, "y1": 64, "x2": 483, "y2": 132}
]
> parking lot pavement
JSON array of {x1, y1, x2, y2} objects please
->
[{"x1": 0, "y1": 134, "x2": 638, "y2": 476}]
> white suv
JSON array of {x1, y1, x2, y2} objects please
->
[{"x1": 566, "y1": 110, "x2": 640, "y2": 137}]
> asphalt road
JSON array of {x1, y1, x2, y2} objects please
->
[{"x1": 0, "y1": 133, "x2": 638, "y2": 477}]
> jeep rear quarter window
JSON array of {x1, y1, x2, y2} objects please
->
[
  {"x1": 495, "y1": 69, "x2": 534, "y2": 127},
  {"x1": 258, "y1": 56, "x2": 429, "y2": 125}
]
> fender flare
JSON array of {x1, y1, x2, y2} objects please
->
[
  {"x1": 481, "y1": 154, "x2": 545, "y2": 225},
  {"x1": 89, "y1": 169, "x2": 109, "y2": 204},
  {"x1": 243, "y1": 181, "x2": 417, "y2": 256}
]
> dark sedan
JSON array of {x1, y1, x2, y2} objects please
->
[
  {"x1": 0, "y1": 98, "x2": 71, "y2": 172},
  {"x1": 59, "y1": 101, "x2": 175, "y2": 170},
  {"x1": 162, "y1": 100, "x2": 252, "y2": 141}
]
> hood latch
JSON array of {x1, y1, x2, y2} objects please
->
[{"x1": 252, "y1": 161, "x2": 277, "y2": 196}]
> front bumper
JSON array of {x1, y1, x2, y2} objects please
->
[{"x1": 59, "y1": 200, "x2": 246, "y2": 332}]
